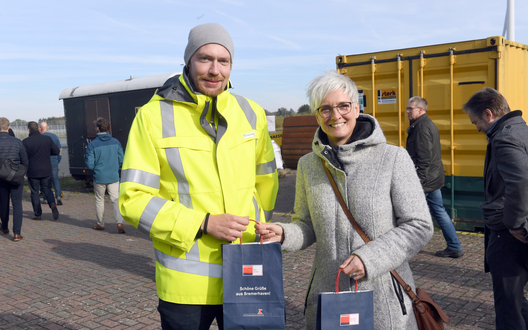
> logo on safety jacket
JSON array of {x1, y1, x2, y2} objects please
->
[
  {"x1": 242, "y1": 265, "x2": 263, "y2": 276},
  {"x1": 243, "y1": 132, "x2": 256, "y2": 139},
  {"x1": 340, "y1": 313, "x2": 359, "y2": 326}
]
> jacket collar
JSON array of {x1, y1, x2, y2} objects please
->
[
  {"x1": 407, "y1": 113, "x2": 429, "y2": 133},
  {"x1": 486, "y1": 110, "x2": 523, "y2": 139},
  {"x1": 314, "y1": 114, "x2": 384, "y2": 170}
]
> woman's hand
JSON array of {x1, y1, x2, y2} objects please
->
[
  {"x1": 254, "y1": 222, "x2": 284, "y2": 243},
  {"x1": 340, "y1": 254, "x2": 366, "y2": 280}
]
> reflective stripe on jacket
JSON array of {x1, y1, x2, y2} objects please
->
[{"x1": 119, "y1": 72, "x2": 278, "y2": 305}]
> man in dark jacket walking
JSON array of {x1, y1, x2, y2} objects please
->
[
  {"x1": 85, "y1": 118, "x2": 125, "y2": 233},
  {"x1": 406, "y1": 96, "x2": 463, "y2": 258},
  {"x1": 0, "y1": 118, "x2": 28, "y2": 241},
  {"x1": 23, "y1": 121, "x2": 60, "y2": 220},
  {"x1": 464, "y1": 88, "x2": 528, "y2": 329}
]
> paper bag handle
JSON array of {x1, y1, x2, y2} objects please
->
[
  {"x1": 336, "y1": 269, "x2": 358, "y2": 293},
  {"x1": 238, "y1": 219, "x2": 263, "y2": 245}
]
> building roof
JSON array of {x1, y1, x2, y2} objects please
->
[{"x1": 59, "y1": 72, "x2": 179, "y2": 99}]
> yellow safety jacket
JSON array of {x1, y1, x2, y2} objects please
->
[{"x1": 119, "y1": 72, "x2": 279, "y2": 305}]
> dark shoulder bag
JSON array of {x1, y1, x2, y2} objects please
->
[
  {"x1": 321, "y1": 158, "x2": 449, "y2": 330},
  {"x1": 0, "y1": 158, "x2": 27, "y2": 185}
]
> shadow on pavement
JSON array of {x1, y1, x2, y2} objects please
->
[
  {"x1": 43, "y1": 239, "x2": 156, "y2": 281},
  {"x1": 274, "y1": 172, "x2": 296, "y2": 214},
  {"x1": 0, "y1": 313, "x2": 81, "y2": 329}
]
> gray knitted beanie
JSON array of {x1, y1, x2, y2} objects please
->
[{"x1": 184, "y1": 23, "x2": 234, "y2": 65}]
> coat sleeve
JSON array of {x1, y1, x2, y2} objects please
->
[
  {"x1": 118, "y1": 107, "x2": 206, "y2": 252},
  {"x1": 353, "y1": 148, "x2": 434, "y2": 280},
  {"x1": 413, "y1": 125, "x2": 434, "y2": 186},
  {"x1": 85, "y1": 143, "x2": 95, "y2": 171},
  {"x1": 494, "y1": 132, "x2": 528, "y2": 233},
  {"x1": 55, "y1": 136, "x2": 62, "y2": 163},
  {"x1": 251, "y1": 100, "x2": 279, "y2": 222},
  {"x1": 117, "y1": 141, "x2": 124, "y2": 167},
  {"x1": 50, "y1": 138, "x2": 60, "y2": 156},
  {"x1": 19, "y1": 141, "x2": 29, "y2": 167}
]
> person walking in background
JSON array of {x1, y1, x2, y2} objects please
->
[
  {"x1": 0, "y1": 118, "x2": 28, "y2": 241},
  {"x1": 119, "y1": 23, "x2": 278, "y2": 330},
  {"x1": 405, "y1": 97, "x2": 464, "y2": 258},
  {"x1": 463, "y1": 87, "x2": 528, "y2": 329},
  {"x1": 40, "y1": 122, "x2": 63, "y2": 205},
  {"x1": 255, "y1": 71, "x2": 432, "y2": 330},
  {"x1": 85, "y1": 118, "x2": 125, "y2": 233},
  {"x1": 23, "y1": 121, "x2": 60, "y2": 221}
]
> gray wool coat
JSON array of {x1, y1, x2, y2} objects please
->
[{"x1": 279, "y1": 114, "x2": 434, "y2": 330}]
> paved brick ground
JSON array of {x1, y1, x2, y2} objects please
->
[{"x1": 0, "y1": 172, "x2": 517, "y2": 329}]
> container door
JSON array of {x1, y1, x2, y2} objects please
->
[
  {"x1": 338, "y1": 44, "x2": 499, "y2": 231},
  {"x1": 407, "y1": 49, "x2": 494, "y2": 231},
  {"x1": 85, "y1": 98, "x2": 111, "y2": 140},
  {"x1": 338, "y1": 56, "x2": 408, "y2": 148}
]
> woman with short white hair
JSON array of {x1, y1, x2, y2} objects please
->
[{"x1": 256, "y1": 70, "x2": 434, "y2": 329}]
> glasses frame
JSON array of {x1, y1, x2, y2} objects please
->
[{"x1": 316, "y1": 102, "x2": 353, "y2": 118}]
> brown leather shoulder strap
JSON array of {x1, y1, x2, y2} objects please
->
[
  {"x1": 321, "y1": 157, "x2": 371, "y2": 243},
  {"x1": 320, "y1": 157, "x2": 417, "y2": 301}
]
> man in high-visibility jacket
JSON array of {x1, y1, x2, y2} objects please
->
[{"x1": 119, "y1": 23, "x2": 278, "y2": 330}]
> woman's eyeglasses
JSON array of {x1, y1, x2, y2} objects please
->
[{"x1": 316, "y1": 102, "x2": 353, "y2": 118}]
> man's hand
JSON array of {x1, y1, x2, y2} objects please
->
[
  {"x1": 203, "y1": 214, "x2": 249, "y2": 241},
  {"x1": 509, "y1": 228, "x2": 527, "y2": 243}
]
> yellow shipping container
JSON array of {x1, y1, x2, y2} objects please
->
[{"x1": 337, "y1": 36, "x2": 528, "y2": 231}]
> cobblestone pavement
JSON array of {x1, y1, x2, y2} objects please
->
[{"x1": 0, "y1": 172, "x2": 514, "y2": 329}]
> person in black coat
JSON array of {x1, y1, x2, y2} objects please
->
[
  {"x1": 464, "y1": 87, "x2": 528, "y2": 329},
  {"x1": 405, "y1": 97, "x2": 463, "y2": 258},
  {"x1": 0, "y1": 118, "x2": 29, "y2": 241},
  {"x1": 22, "y1": 121, "x2": 60, "y2": 220}
]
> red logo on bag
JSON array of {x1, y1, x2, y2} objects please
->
[
  {"x1": 340, "y1": 313, "x2": 359, "y2": 326},
  {"x1": 258, "y1": 309, "x2": 263, "y2": 315},
  {"x1": 243, "y1": 265, "x2": 263, "y2": 276}
]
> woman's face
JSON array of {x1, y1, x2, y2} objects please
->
[{"x1": 315, "y1": 89, "x2": 360, "y2": 147}]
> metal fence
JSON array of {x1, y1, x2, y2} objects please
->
[{"x1": 10, "y1": 124, "x2": 66, "y2": 139}]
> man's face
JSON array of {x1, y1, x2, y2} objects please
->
[
  {"x1": 406, "y1": 101, "x2": 425, "y2": 121},
  {"x1": 188, "y1": 43, "x2": 231, "y2": 97},
  {"x1": 468, "y1": 110, "x2": 493, "y2": 134}
]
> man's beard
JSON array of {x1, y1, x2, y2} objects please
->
[{"x1": 195, "y1": 78, "x2": 227, "y2": 97}]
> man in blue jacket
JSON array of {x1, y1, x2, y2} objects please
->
[
  {"x1": 85, "y1": 118, "x2": 125, "y2": 233},
  {"x1": 40, "y1": 122, "x2": 63, "y2": 205}
]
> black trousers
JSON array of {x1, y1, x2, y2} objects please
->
[
  {"x1": 487, "y1": 229, "x2": 528, "y2": 330},
  {"x1": 28, "y1": 177, "x2": 55, "y2": 216},
  {"x1": 0, "y1": 180, "x2": 24, "y2": 235},
  {"x1": 157, "y1": 299, "x2": 223, "y2": 330}
]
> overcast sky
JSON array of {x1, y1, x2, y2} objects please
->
[{"x1": 1, "y1": 0, "x2": 526, "y2": 121}]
